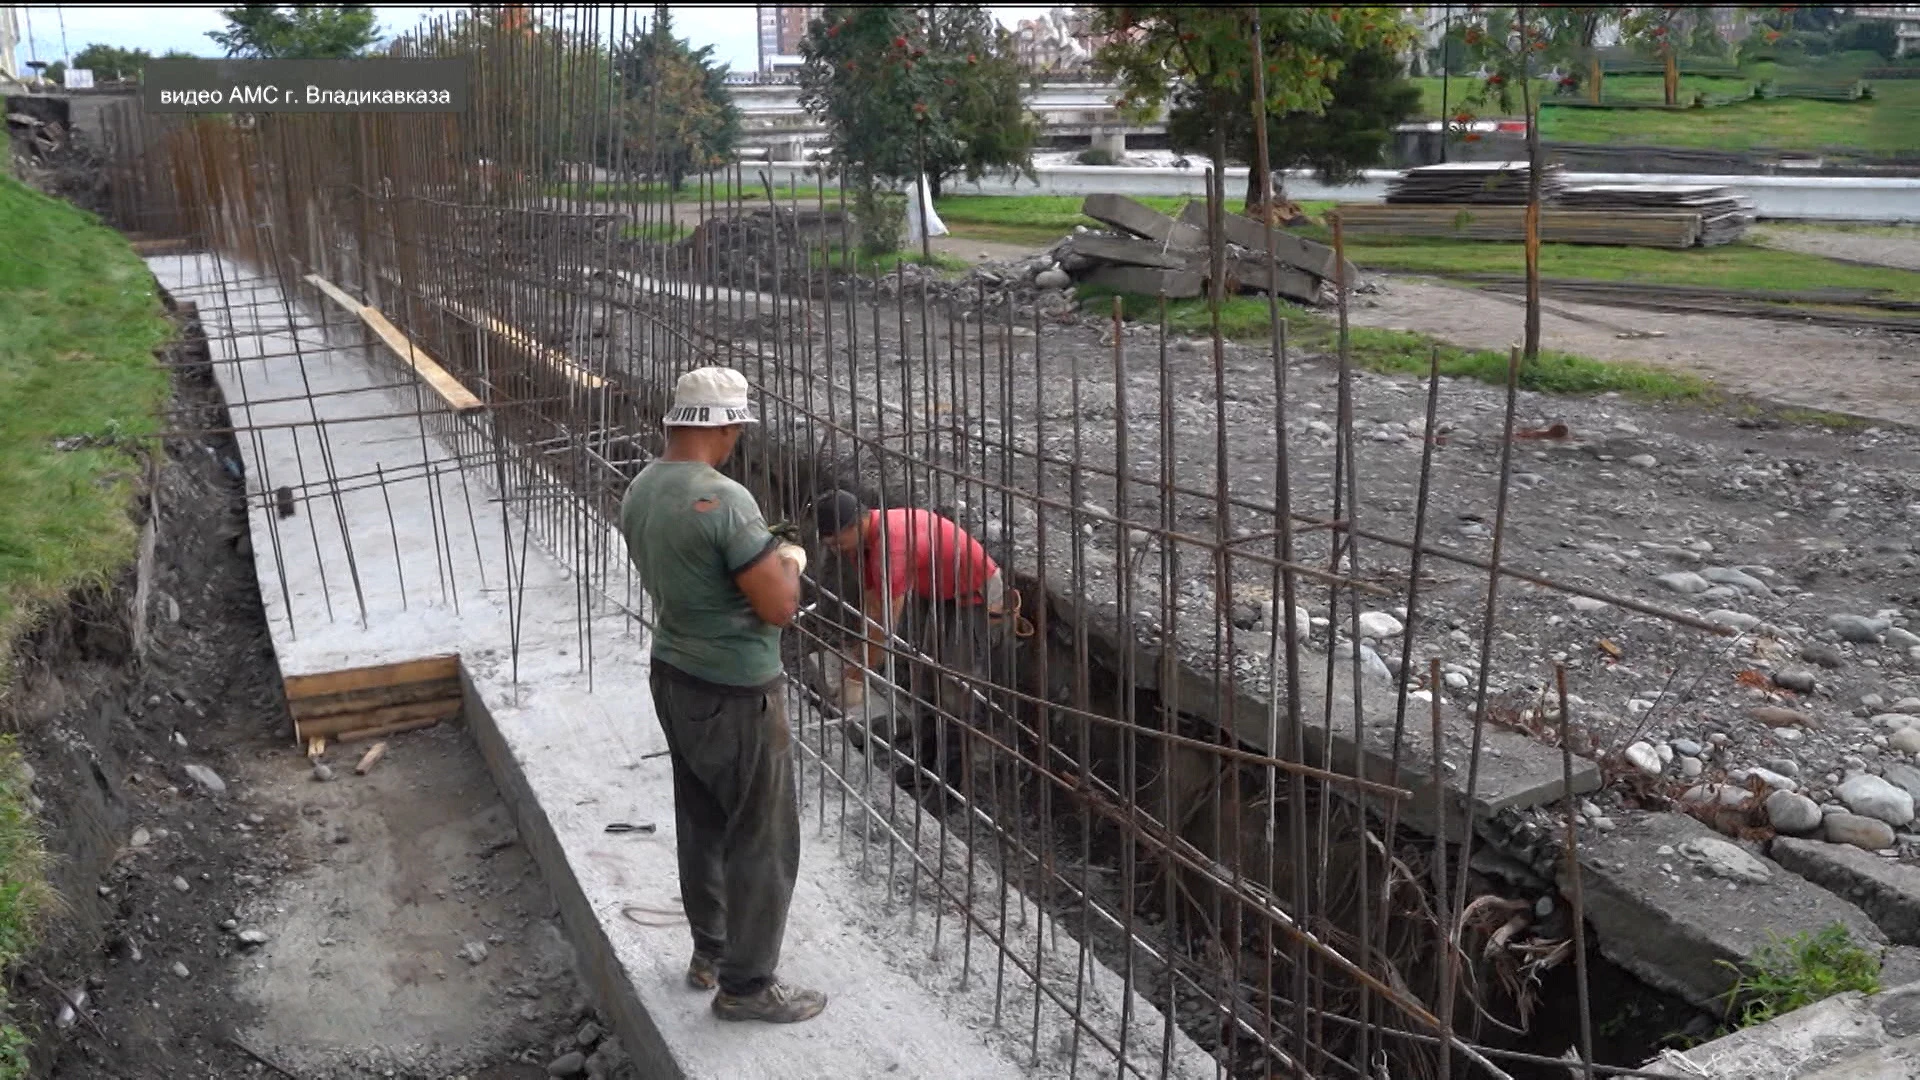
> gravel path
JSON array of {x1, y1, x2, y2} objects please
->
[
  {"x1": 1347, "y1": 276, "x2": 1920, "y2": 426},
  {"x1": 1753, "y1": 225, "x2": 1920, "y2": 273}
]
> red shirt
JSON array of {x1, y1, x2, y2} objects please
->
[{"x1": 863, "y1": 509, "x2": 998, "y2": 605}]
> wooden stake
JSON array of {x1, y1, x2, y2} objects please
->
[
  {"x1": 307, "y1": 737, "x2": 326, "y2": 759},
  {"x1": 354, "y1": 741, "x2": 388, "y2": 775}
]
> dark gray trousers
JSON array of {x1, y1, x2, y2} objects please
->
[{"x1": 650, "y1": 664, "x2": 799, "y2": 997}]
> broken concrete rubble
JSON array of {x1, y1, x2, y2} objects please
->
[{"x1": 1064, "y1": 193, "x2": 1348, "y2": 306}]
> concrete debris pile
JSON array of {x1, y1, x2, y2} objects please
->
[
  {"x1": 668, "y1": 205, "x2": 847, "y2": 293},
  {"x1": 1043, "y1": 194, "x2": 1359, "y2": 306}
]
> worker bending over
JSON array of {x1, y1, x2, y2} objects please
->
[{"x1": 813, "y1": 489, "x2": 1015, "y2": 786}]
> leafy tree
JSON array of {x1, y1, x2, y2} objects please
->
[
  {"x1": 1089, "y1": 7, "x2": 1417, "y2": 216},
  {"x1": 799, "y1": 4, "x2": 1038, "y2": 249},
  {"x1": 46, "y1": 61, "x2": 67, "y2": 85},
  {"x1": 71, "y1": 44, "x2": 152, "y2": 81},
  {"x1": 611, "y1": 11, "x2": 741, "y2": 190},
  {"x1": 208, "y1": 4, "x2": 379, "y2": 60},
  {"x1": 1176, "y1": 35, "x2": 1421, "y2": 209}
]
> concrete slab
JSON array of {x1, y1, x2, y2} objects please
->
[
  {"x1": 152, "y1": 253, "x2": 1215, "y2": 1080},
  {"x1": 1774, "y1": 837, "x2": 1920, "y2": 947},
  {"x1": 1563, "y1": 813, "x2": 1886, "y2": 1011},
  {"x1": 1643, "y1": 983, "x2": 1920, "y2": 1078}
]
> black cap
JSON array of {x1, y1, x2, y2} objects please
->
[{"x1": 813, "y1": 489, "x2": 864, "y2": 537}]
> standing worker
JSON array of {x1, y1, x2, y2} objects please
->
[
  {"x1": 812, "y1": 489, "x2": 1017, "y2": 787},
  {"x1": 618, "y1": 367, "x2": 826, "y2": 1025}
]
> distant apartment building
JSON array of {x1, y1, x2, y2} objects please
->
[
  {"x1": 756, "y1": 4, "x2": 820, "y2": 77},
  {"x1": 1012, "y1": 7, "x2": 1118, "y2": 75}
]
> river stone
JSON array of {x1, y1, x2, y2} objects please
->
[
  {"x1": 1705, "y1": 610, "x2": 1760, "y2": 633},
  {"x1": 1671, "y1": 738, "x2": 1703, "y2": 758},
  {"x1": 1826, "y1": 813, "x2": 1898, "y2": 851},
  {"x1": 1801, "y1": 643, "x2": 1847, "y2": 670},
  {"x1": 1882, "y1": 763, "x2": 1920, "y2": 803},
  {"x1": 1749, "y1": 767, "x2": 1798, "y2": 793},
  {"x1": 1033, "y1": 267, "x2": 1071, "y2": 289},
  {"x1": 1894, "y1": 729, "x2": 1920, "y2": 756},
  {"x1": 1678, "y1": 837, "x2": 1773, "y2": 884},
  {"x1": 1838, "y1": 774, "x2": 1916, "y2": 827},
  {"x1": 1888, "y1": 627, "x2": 1920, "y2": 650},
  {"x1": 1896, "y1": 698, "x2": 1920, "y2": 715},
  {"x1": 1658, "y1": 572, "x2": 1711, "y2": 595},
  {"x1": 1771, "y1": 669, "x2": 1818, "y2": 694},
  {"x1": 1357, "y1": 611, "x2": 1404, "y2": 639},
  {"x1": 1624, "y1": 742, "x2": 1663, "y2": 777},
  {"x1": 183, "y1": 765, "x2": 226, "y2": 796},
  {"x1": 1750, "y1": 706, "x2": 1813, "y2": 729},
  {"x1": 1829, "y1": 615, "x2": 1890, "y2": 643},
  {"x1": 1703, "y1": 567, "x2": 1772, "y2": 597},
  {"x1": 1765, "y1": 791, "x2": 1822, "y2": 835}
]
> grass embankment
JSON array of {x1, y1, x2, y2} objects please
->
[
  {"x1": 0, "y1": 174, "x2": 169, "y2": 1074},
  {"x1": 1414, "y1": 54, "x2": 1920, "y2": 155},
  {"x1": 1076, "y1": 286, "x2": 1711, "y2": 402}
]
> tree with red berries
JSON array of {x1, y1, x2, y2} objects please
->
[
  {"x1": 1088, "y1": 6, "x2": 1418, "y2": 218},
  {"x1": 798, "y1": 5, "x2": 1037, "y2": 250}
]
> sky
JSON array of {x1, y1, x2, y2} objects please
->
[{"x1": 11, "y1": 5, "x2": 1061, "y2": 73}]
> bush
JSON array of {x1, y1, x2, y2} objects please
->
[
  {"x1": 851, "y1": 186, "x2": 905, "y2": 257},
  {"x1": 1837, "y1": 20, "x2": 1899, "y2": 61},
  {"x1": 1076, "y1": 146, "x2": 1120, "y2": 166}
]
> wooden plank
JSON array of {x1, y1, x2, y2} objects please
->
[
  {"x1": 1081, "y1": 194, "x2": 1205, "y2": 252},
  {"x1": 283, "y1": 654, "x2": 461, "y2": 702},
  {"x1": 288, "y1": 676, "x2": 465, "y2": 721},
  {"x1": 300, "y1": 275, "x2": 485, "y2": 413},
  {"x1": 306, "y1": 737, "x2": 327, "y2": 759},
  {"x1": 438, "y1": 299, "x2": 609, "y2": 392},
  {"x1": 294, "y1": 697, "x2": 462, "y2": 740},
  {"x1": 336, "y1": 715, "x2": 448, "y2": 743},
  {"x1": 354, "y1": 742, "x2": 389, "y2": 775},
  {"x1": 1077, "y1": 265, "x2": 1205, "y2": 299},
  {"x1": 1329, "y1": 204, "x2": 1700, "y2": 249}
]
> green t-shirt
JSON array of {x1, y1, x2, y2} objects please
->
[{"x1": 618, "y1": 460, "x2": 784, "y2": 687}]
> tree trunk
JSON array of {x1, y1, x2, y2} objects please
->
[
  {"x1": 927, "y1": 172, "x2": 943, "y2": 201},
  {"x1": 1588, "y1": 55, "x2": 1602, "y2": 105},
  {"x1": 1246, "y1": 146, "x2": 1269, "y2": 217},
  {"x1": 1663, "y1": 48, "x2": 1679, "y2": 106}
]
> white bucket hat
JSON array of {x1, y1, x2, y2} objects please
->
[{"x1": 662, "y1": 366, "x2": 757, "y2": 427}]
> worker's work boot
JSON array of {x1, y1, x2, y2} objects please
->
[
  {"x1": 711, "y1": 980, "x2": 828, "y2": 1024},
  {"x1": 686, "y1": 953, "x2": 718, "y2": 991}
]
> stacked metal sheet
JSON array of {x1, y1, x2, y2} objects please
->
[
  {"x1": 1384, "y1": 161, "x2": 1568, "y2": 205},
  {"x1": 1554, "y1": 184, "x2": 1756, "y2": 245}
]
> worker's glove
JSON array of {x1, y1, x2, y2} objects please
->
[{"x1": 776, "y1": 542, "x2": 808, "y2": 574}]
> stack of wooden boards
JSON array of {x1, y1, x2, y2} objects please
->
[
  {"x1": 1341, "y1": 163, "x2": 1756, "y2": 249},
  {"x1": 1056, "y1": 194, "x2": 1359, "y2": 304},
  {"x1": 1554, "y1": 184, "x2": 1755, "y2": 246},
  {"x1": 1384, "y1": 161, "x2": 1568, "y2": 205}
]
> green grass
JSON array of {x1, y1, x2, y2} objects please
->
[
  {"x1": 1717, "y1": 924, "x2": 1881, "y2": 1033},
  {"x1": 619, "y1": 220, "x2": 692, "y2": 243},
  {"x1": 1414, "y1": 55, "x2": 1920, "y2": 155},
  {"x1": 1076, "y1": 286, "x2": 1711, "y2": 402},
  {"x1": 935, "y1": 195, "x2": 1341, "y2": 249},
  {"x1": 0, "y1": 175, "x2": 171, "y2": 666},
  {"x1": 811, "y1": 247, "x2": 970, "y2": 278},
  {"x1": 1300, "y1": 233, "x2": 1920, "y2": 302}
]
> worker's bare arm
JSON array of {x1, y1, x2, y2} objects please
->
[{"x1": 735, "y1": 547, "x2": 801, "y2": 627}]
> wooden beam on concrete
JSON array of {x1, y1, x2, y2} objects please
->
[
  {"x1": 301, "y1": 274, "x2": 485, "y2": 413},
  {"x1": 437, "y1": 299, "x2": 609, "y2": 392}
]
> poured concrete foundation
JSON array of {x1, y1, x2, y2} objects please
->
[{"x1": 149, "y1": 254, "x2": 1214, "y2": 1080}]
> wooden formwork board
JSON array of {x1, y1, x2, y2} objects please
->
[{"x1": 284, "y1": 655, "x2": 463, "y2": 744}]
